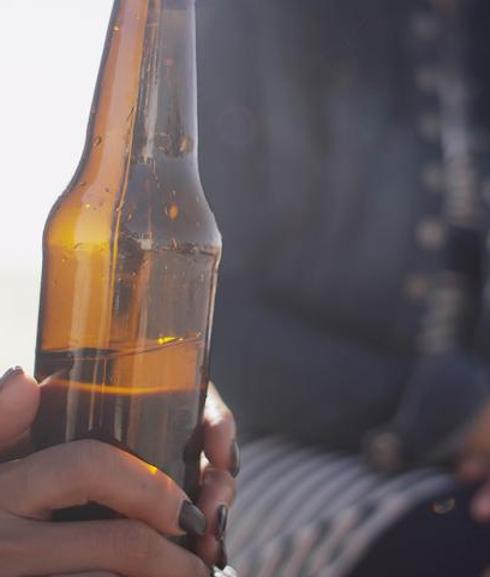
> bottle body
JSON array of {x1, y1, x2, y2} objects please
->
[{"x1": 32, "y1": 0, "x2": 221, "y2": 503}]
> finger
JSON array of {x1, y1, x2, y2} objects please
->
[
  {"x1": 6, "y1": 518, "x2": 209, "y2": 577},
  {"x1": 458, "y1": 455, "x2": 490, "y2": 483},
  {"x1": 54, "y1": 573, "x2": 119, "y2": 577},
  {"x1": 0, "y1": 440, "x2": 206, "y2": 537},
  {"x1": 203, "y1": 384, "x2": 238, "y2": 474},
  {"x1": 471, "y1": 480, "x2": 490, "y2": 522},
  {"x1": 0, "y1": 367, "x2": 39, "y2": 449},
  {"x1": 195, "y1": 467, "x2": 236, "y2": 567}
]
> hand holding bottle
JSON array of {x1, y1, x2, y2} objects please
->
[{"x1": 0, "y1": 367, "x2": 237, "y2": 577}]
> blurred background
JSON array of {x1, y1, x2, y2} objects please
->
[
  {"x1": 0, "y1": 0, "x2": 113, "y2": 369},
  {"x1": 4, "y1": 2, "x2": 490, "y2": 575},
  {"x1": 2, "y1": 0, "x2": 490, "y2": 450}
]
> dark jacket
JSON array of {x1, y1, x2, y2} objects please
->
[{"x1": 197, "y1": 0, "x2": 490, "y2": 467}]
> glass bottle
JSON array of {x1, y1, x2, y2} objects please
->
[{"x1": 32, "y1": 0, "x2": 221, "y2": 508}]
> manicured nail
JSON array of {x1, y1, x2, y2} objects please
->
[
  {"x1": 0, "y1": 366, "x2": 24, "y2": 390},
  {"x1": 217, "y1": 538, "x2": 228, "y2": 570},
  {"x1": 230, "y1": 440, "x2": 240, "y2": 478},
  {"x1": 216, "y1": 505, "x2": 228, "y2": 540},
  {"x1": 179, "y1": 501, "x2": 207, "y2": 536}
]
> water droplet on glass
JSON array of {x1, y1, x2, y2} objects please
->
[
  {"x1": 113, "y1": 25, "x2": 120, "y2": 32},
  {"x1": 179, "y1": 134, "x2": 194, "y2": 155},
  {"x1": 432, "y1": 498, "x2": 455, "y2": 515},
  {"x1": 93, "y1": 136, "x2": 103, "y2": 147},
  {"x1": 168, "y1": 203, "x2": 179, "y2": 221}
]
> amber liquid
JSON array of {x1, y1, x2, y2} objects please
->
[{"x1": 33, "y1": 337, "x2": 206, "y2": 519}]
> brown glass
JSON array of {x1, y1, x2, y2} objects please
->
[{"x1": 32, "y1": 0, "x2": 221, "y2": 511}]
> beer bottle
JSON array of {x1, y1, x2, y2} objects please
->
[{"x1": 32, "y1": 0, "x2": 221, "y2": 512}]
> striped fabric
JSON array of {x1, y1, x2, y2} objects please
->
[{"x1": 228, "y1": 438, "x2": 455, "y2": 577}]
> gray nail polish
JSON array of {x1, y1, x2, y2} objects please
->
[
  {"x1": 230, "y1": 440, "x2": 240, "y2": 478},
  {"x1": 216, "y1": 505, "x2": 228, "y2": 540},
  {"x1": 179, "y1": 501, "x2": 207, "y2": 536},
  {"x1": 0, "y1": 366, "x2": 24, "y2": 390},
  {"x1": 217, "y1": 538, "x2": 228, "y2": 570}
]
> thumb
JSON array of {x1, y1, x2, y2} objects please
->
[{"x1": 0, "y1": 367, "x2": 40, "y2": 449}]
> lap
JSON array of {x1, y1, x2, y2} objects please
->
[{"x1": 228, "y1": 437, "x2": 488, "y2": 577}]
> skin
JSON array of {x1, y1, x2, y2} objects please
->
[{"x1": 0, "y1": 370, "x2": 236, "y2": 577}]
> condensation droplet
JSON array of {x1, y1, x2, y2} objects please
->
[
  {"x1": 179, "y1": 134, "x2": 194, "y2": 155},
  {"x1": 168, "y1": 203, "x2": 179, "y2": 221},
  {"x1": 431, "y1": 498, "x2": 455, "y2": 515},
  {"x1": 113, "y1": 25, "x2": 120, "y2": 32},
  {"x1": 93, "y1": 136, "x2": 103, "y2": 147}
]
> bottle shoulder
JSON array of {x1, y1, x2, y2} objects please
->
[{"x1": 44, "y1": 161, "x2": 221, "y2": 252}]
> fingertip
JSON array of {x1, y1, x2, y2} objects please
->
[
  {"x1": 0, "y1": 368, "x2": 40, "y2": 446},
  {"x1": 458, "y1": 457, "x2": 488, "y2": 483},
  {"x1": 472, "y1": 491, "x2": 490, "y2": 522}
]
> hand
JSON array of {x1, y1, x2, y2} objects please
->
[
  {"x1": 0, "y1": 367, "x2": 216, "y2": 577},
  {"x1": 197, "y1": 383, "x2": 239, "y2": 568},
  {"x1": 457, "y1": 400, "x2": 490, "y2": 521}
]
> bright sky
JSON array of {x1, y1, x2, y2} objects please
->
[{"x1": 0, "y1": 0, "x2": 113, "y2": 369}]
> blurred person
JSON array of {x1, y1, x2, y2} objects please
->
[
  {"x1": 197, "y1": 0, "x2": 490, "y2": 575},
  {"x1": 0, "y1": 367, "x2": 237, "y2": 576}
]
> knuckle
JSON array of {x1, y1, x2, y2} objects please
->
[
  {"x1": 219, "y1": 408, "x2": 235, "y2": 431},
  {"x1": 202, "y1": 468, "x2": 237, "y2": 505},
  {"x1": 74, "y1": 439, "x2": 111, "y2": 463},
  {"x1": 72, "y1": 440, "x2": 113, "y2": 480}
]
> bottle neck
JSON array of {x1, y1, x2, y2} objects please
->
[
  {"x1": 84, "y1": 0, "x2": 199, "y2": 182},
  {"x1": 132, "y1": 0, "x2": 198, "y2": 170}
]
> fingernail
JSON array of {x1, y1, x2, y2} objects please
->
[
  {"x1": 230, "y1": 440, "x2": 240, "y2": 478},
  {"x1": 179, "y1": 501, "x2": 207, "y2": 536},
  {"x1": 216, "y1": 505, "x2": 228, "y2": 540},
  {"x1": 0, "y1": 366, "x2": 24, "y2": 390},
  {"x1": 217, "y1": 538, "x2": 228, "y2": 570}
]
